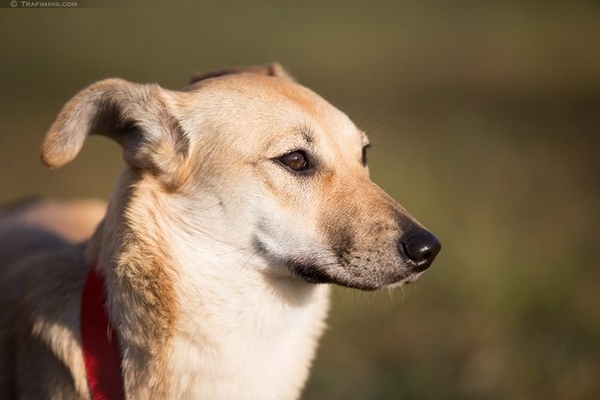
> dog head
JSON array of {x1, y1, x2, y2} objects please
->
[{"x1": 41, "y1": 64, "x2": 440, "y2": 291}]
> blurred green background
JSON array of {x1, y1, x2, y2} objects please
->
[{"x1": 1, "y1": 1, "x2": 599, "y2": 399}]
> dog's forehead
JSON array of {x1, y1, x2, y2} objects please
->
[{"x1": 182, "y1": 74, "x2": 363, "y2": 145}]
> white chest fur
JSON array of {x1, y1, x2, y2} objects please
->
[{"x1": 167, "y1": 265, "x2": 330, "y2": 400}]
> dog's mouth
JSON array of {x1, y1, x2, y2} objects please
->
[
  {"x1": 286, "y1": 258, "x2": 424, "y2": 291},
  {"x1": 258, "y1": 248, "x2": 424, "y2": 291},
  {"x1": 253, "y1": 225, "x2": 440, "y2": 291}
]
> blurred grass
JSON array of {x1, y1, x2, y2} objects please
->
[{"x1": 1, "y1": 1, "x2": 599, "y2": 399}]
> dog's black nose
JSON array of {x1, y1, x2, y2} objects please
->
[{"x1": 401, "y1": 230, "x2": 441, "y2": 272}]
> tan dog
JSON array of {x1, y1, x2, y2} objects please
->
[{"x1": 0, "y1": 64, "x2": 440, "y2": 399}]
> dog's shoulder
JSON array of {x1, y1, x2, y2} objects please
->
[
  {"x1": 0, "y1": 198, "x2": 104, "y2": 397},
  {"x1": 0, "y1": 242, "x2": 90, "y2": 398}
]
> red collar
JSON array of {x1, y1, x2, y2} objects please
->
[{"x1": 81, "y1": 262, "x2": 126, "y2": 400}]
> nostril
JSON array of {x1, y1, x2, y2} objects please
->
[{"x1": 401, "y1": 231, "x2": 441, "y2": 271}]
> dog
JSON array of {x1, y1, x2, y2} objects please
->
[{"x1": 0, "y1": 64, "x2": 440, "y2": 399}]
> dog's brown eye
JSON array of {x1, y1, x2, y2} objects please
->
[{"x1": 278, "y1": 151, "x2": 309, "y2": 172}]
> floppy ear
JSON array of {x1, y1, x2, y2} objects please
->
[
  {"x1": 187, "y1": 62, "x2": 294, "y2": 86},
  {"x1": 41, "y1": 78, "x2": 189, "y2": 188}
]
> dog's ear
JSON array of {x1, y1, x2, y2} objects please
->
[
  {"x1": 187, "y1": 62, "x2": 294, "y2": 85},
  {"x1": 41, "y1": 78, "x2": 189, "y2": 188}
]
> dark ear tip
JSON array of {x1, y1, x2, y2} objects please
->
[{"x1": 187, "y1": 63, "x2": 293, "y2": 85}]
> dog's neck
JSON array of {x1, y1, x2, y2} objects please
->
[
  {"x1": 86, "y1": 170, "x2": 179, "y2": 397},
  {"x1": 86, "y1": 169, "x2": 330, "y2": 399}
]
